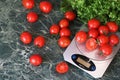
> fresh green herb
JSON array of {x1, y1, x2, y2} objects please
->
[{"x1": 60, "y1": 0, "x2": 120, "y2": 25}]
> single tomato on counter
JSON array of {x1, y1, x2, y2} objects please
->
[
  {"x1": 75, "y1": 31, "x2": 87, "y2": 44},
  {"x1": 27, "y1": 12, "x2": 38, "y2": 23},
  {"x1": 58, "y1": 36, "x2": 71, "y2": 48},
  {"x1": 56, "y1": 61, "x2": 69, "y2": 74},
  {"x1": 34, "y1": 36, "x2": 45, "y2": 48},
  {"x1": 59, "y1": 18, "x2": 69, "y2": 28},
  {"x1": 64, "y1": 11, "x2": 76, "y2": 21},
  {"x1": 20, "y1": 31, "x2": 32, "y2": 44},
  {"x1": 22, "y1": 0, "x2": 35, "y2": 9},
  {"x1": 29, "y1": 54, "x2": 42, "y2": 66},
  {"x1": 39, "y1": 1, "x2": 52, "y2": 13},
  {"x1": 49, "y1": 24, "x2": 60, "y2": 35},
  {"x1": 59, "y1": 28, "x2": 71, "y2": 37}
]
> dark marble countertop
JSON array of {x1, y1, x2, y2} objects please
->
[{"x1": 0, "y1": 0, "x2": 120, "y2": 80}]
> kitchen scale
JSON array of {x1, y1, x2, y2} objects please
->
[{"x1": 63, "y1": 24, "x2": 120, "y2": 78}]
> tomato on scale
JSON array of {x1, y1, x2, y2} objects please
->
[
  {"x1": 27, "y1": 12, "x2": 38, "y2": 23},
  {"x1": 20, "y1": 31, "x2": 32, "y2": 44},
  {"x1": 22, "y1": 0, "x2": 35, "y2": 9},
  {"x1": 88, "y1": 28, "x2": 99, "y2": 39},
  {"x1": 98, "y1": 25, "x2": 109, "y2": 35},
  {"x1": 39, "y1": 1, "x2": 53, "y2": 14},
  {"x1": 29, "y1": 54, "x2": 43, "y2": 66},
  {"x1": 109, "y1": 34, "x2": 119, "y2": 46},
  {"x1": 88, "y1": 18, "x2": 100, "y2": 29}
]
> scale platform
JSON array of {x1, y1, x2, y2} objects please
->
[{"x1": 63, "y1": 30, "x2": 120, "y2": 78}]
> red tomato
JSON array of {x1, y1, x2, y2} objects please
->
[
  {"x1": 97, "y1": 34, "x2": 109, "y2": 46},
  {"x1": 29, "y1": 54, "x2": 42, "y2": 66},
  {"x1": 56, "y1": 61, "x2": 69, "y2": 74},
  {"x1": 85, "y1": 38, "x2": 98, "y2": 51},
  {"x1": 109, "y1": 34, "x2": 119, "y2": 46},
  {"x1": 100, "y1": 44, "x2": 112, "y2": 56},
  {"x1": 64, "y1": 11, "x2": 76, "y2": 21},
  {"x1": 88, "y1": 29, "x2": 99, "y2": 39},
  {"x1": 20, "y1": 31, "x2": 32, "y2": 44},
  {"x1": 39, "y1": 1, "x2": 52, "y2": 13},
  {"x1": 27, "y1": 12, "x2": 38, "y2": 23},
  {"x1": 58, "y1": 37, "x2": 71, "y2": 48},
  {"x1": 75, "y1": 31, "x2": 87, "y2": 44},
  {"x1": 59, "y1": 28, "x2": 71, "y2": 37},
  {"x1": 49, "y1": 24, "x2": 60, "y2": 35},
  {"x1": 34, "y1": 36, "x2": 45, "y2": 48},
  {"x1": 22, "y1": 0, "x2": 35, "y2": 9},
  {"x1": 59, "y1": 18, "x2": 69, "y2": 28},
  {"x1": 98, "y1": 25, "x2": 109, "y2": 35},
  {"x1": 88, "y1": 18, "x2": 100, "y2": 29},
  {"x1": 106, "y1": 21, "x2": 119, "y2": 33}
]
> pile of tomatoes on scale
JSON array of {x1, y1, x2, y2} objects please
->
[
  {"x1": 75, "y1": 18, "x2": 120, "y2": 57},
  {"x1": 20, "y1": 0, "x2": 76, "y2": 74}
]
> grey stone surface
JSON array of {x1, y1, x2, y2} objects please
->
[{"x1": 0, "y1": 0, "x2": 120, "y2": 80}]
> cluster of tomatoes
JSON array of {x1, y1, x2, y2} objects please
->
[
  {"x1": 20, "y1": 0, "x2": 75, "y2": 74},
  {"x1": 75, "y1": 18, "x2": 119, "y2": 56}
]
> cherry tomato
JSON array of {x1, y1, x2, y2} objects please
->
[
  {"x1": 58, "y1": 37, "x2": 71, "y2": 48},
  {"x1": 97, "y1": 34, "x2": 109, "y2": 46},
  {"x1": 109, "y1": 34, "x2": 119, "y2": 46},
  {"x1": 22, "y1": 0, "x2": 35, "y2": 9},
  {"x1": 85, "y1": 38, "x2": 98, "y2": 51},
  {"x1": 59, "y1": 28, "x2": 71, "y2": 37},
  {"x1": 34, "y1": 36, "x2": 45, "y2": 48},
  {"x1": 56, "y1": 61, "x2": 69, "y2": 74},
  {"x1": 20, "y1": 31, "x2": 32, "y2": 44},
  {"x1": 88, "y1": 29, "x2": 99, "y2": 39},
  {"x1": 106, "y1": 21, "x2": 119, "y2": 33},
  {"x1": 59, "y1": 18, "x2": 69, "y2": 28},
  {"x1": 49, "y1": 24, "x2": 60, "y2": 35},
  {"x1": 64, "y1": 11, "x2": 76, "y2": 21},
  {"x1": 39, "y1": 1, "x2": 52, "y2": 13},
  {"x1": 29, "y1": 54, "x2": 42, "y2": 66},
  {"x1": 75, "y1": 31, "x2": 87, "y2": 44},
  {"x1": 27, "y1": 12, "x2": 38, "y2": 23},
  {"x1": 98, "y1": 25, "x2": 109, "y2": 35},
  {"x1": 88, "y1": 18, "x2": 100, "y2": 29},
  {"x1": 100, "y1": 44, "x2": 112, "y2": 56}
]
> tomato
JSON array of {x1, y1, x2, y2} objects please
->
[
  {"x1": 59, "y1": 18, "x2": 69, "y2": 28},
  {"x1": 20, "y1": 31, "x2": 32, "y2": 44},
  {"x1": 85, "y1": 38, "x2": 98, "y2": 51},
  {"x1": 34, "y1": 36, "x2": 45, "y2": 48},
  {"x1": 49, "y1": 24, "x2": 60, "y2": 35},
  {"x1": 56, "y1": 61, "x2": 69, "y2": 74},
  {"x1": 109, "y1": 34, "x2": 119, "y2": 46},
  {"x1": 100, "y1": 44, "x2": 112, "y2": 56},
  {"x1": 64, "y1": 11, "x2": 76, "y2": 21},
  {"x1": 29, "y1": 54, "x2": 42, "y2": 66},
  {"x1": 88, "y1": 18, "x2": 100, "y2": 29},
  {"x1": 97, "y1": 34, "x2": 109, "y2": 46},
  {"x1": 22, "y1": 0, "x2": 35, "y2": 9},
  {"x1": 88, "y1": 29, "x2": 99, "y2": 39},
  {"x1": 58, "y1": 37, "x2": 71, "y2": 48},
  {"x1": 98, "y1": 25, "x2": 109, "y2": 35},
  {"x1": 27, "y1": 12, "x2": 38, "y2": 23},
  {"x1": 106, "y1": 21, "x2": 119, "y2": 33},
  {"x1": 75, "y1": 31, "x2": 87, "y2": 44},
  {"x1": 59, "y1": 28, "x2": 71, "y2": 37},
  {"x1": 39, "y1": 1, "x2": 52, "y2": 13}
]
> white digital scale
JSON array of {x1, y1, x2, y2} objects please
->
[{"x1": 63, "y1": 25, "x2": 120, "y2": 78}]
